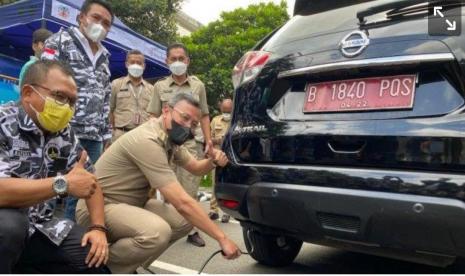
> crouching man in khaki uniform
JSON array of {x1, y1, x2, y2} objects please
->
[
  {"x1": 75, "y1": 93, "x2": 241, "y2": 274},
  {"x1": 147, "y1": 44, "x2": 213, "y2": 246}
]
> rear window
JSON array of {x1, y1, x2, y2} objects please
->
[{"x1": 263, "y1": 0, "x2": 399, "y2": 50}]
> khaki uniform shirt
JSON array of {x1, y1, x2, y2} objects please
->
[
  {"x1": 147, "y1": 75, "x2": 209, "y2": 142},
  {"x1": 94, "y1": 118, "x2": 192, "y2": 207},
  {"x1": 210, "y1": 115, "x2": 231, "y2": 149},
  {"x1": 110, "y1": 76, "x2": 154, "y2": 129}
]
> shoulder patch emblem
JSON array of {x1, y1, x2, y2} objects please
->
[{"x1": 43, "y1": 48, "x2": 57, "y2": 60}]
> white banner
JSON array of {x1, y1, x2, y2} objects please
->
[
  {"x1": 51, "y1": 1, "x2": 78, "y2": 25},
  {"x1": 107, "y1": 27, "x2": 166, "y2": 63}
]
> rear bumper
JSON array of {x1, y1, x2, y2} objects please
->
[{"x1": 215, "y1": 182, "x2": 465, "y2": 258}]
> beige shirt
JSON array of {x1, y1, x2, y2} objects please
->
[
  {"x1": 110, "y1": 76, "x2": 154, "y2": 129},
  {"x1": 210, "y1": 115, "x2": 231, "y2": 149},
  {"x1": 95, "y1": 118, "x2": 192, "y2": 207},
  {"x1": 147, "y1": 75, "x2": 209, "y2": 142}
]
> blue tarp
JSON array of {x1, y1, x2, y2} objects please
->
[
  {"x1": 0, "y1": 0, "x2": 170, "y2": 79},
  {"x1": 0, "y1": 54, "x2": 21, "y2": 104}
]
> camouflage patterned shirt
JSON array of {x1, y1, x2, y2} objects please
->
[
  {"x1": 41, "y1": 27, "x2": 112, "y2": 142},
  {"x1": 0, "y1": 102, "x2": 94, "y2": 245}
]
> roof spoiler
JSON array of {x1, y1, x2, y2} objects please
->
[{"x1": 294, "y1": 0, "x2": 376, "y2": 16}]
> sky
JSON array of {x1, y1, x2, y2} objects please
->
[{"x1": 181, "y1": 0, "x2": 296, "y2": 25}]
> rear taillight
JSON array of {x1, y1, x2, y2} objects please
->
[
  {"x1": 232, "y1": 51, "x2": 271, "y2": 89},
  {"x1": 219, "y1": 199, "x2": 240, "y2": 209}
]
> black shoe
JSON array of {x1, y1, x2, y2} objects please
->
[
  {"x1": 187, "y1": 232, "x2": 206, "y2": 247},
  {"x1": 221, "y1": 214, "x2": 230, "y2": 223},
  {"x1": 208, "y1": 212, "x2": 219, "y2": 220}
]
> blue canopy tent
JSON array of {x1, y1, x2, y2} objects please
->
[
  {"x1": 0, "y1": 53, "x2": 22, "y2": 103},
  {"x1": 0, "y1": 0, "x2": 170, "y2": 80}
]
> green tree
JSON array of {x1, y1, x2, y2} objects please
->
[
  {"x1": 0, "y1": 0, "x2": 17, "y2": 5},
  {"x1": 182, "y1": 1, "x2": 289, "y2": 113},
  {"x1": 108, "y1": 0, "x2": 183, "y2": 46}
]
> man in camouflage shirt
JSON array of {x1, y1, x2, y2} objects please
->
[
  {"x1": 42, "y1": 0, "x2": 114, "y2": 221},
  {"x1": 0, "y1": 60, "x2": 109, "y2": 273}
]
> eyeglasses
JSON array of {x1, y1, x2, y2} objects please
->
[
  {"x1": 30, "y1": 84, "x2": 76, "y2": 107},
  {"x1": 172, "y1": 107, "x2": 199, "y2": 129}
]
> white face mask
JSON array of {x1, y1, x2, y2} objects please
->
[
  {"x1": 85, "y1": 20, "x2": 107, "y2": 43},
  {"x1": 128, "y1": 64, "x2": 144, "y2": 78},
  {"x1": 169, "y1": 61, "x2": 188, "y2": 76},
  {"x1": 223, "y1": 113, "x2": 231, "y2": 121}
]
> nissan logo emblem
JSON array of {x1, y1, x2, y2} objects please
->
[{"x1": 340, "y1": 31, "x2": 370, "y2": 57}]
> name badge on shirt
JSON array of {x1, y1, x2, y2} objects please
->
[{"x1": 133, "y1": 113, "x2": 141, "y2": 125}]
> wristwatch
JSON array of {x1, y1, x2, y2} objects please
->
[{"x1": 52, "y1": 175, "x2": 68, "y2": 198}]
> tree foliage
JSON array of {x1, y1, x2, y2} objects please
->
[
  {"x1": 0, "y1": 0, "x2": 17, "y2": 5},
  {"x1": 182, "y1": 1, "x2": 289, "y2": 113},
  {"x1": 107, "y1": 0, "x2": 183, "y2": 46}
]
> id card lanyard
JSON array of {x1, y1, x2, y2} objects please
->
[{"x1": 129, "y1": 83, "x2": 143, "y2": 125}]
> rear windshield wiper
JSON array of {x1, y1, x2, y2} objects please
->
[
  {"x1": 357, "y1": 0, "x2": 434, "y2": 24},
  {"x1": 357, "y1": 0, "x2": 462, "y2": 27},
  {"x1": 386, "y1": 0, "x2": 462, "y2": 18}
]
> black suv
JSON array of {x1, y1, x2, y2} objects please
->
[{"x1": 216, "y1": 0, "x2": 465, "y2": 268}]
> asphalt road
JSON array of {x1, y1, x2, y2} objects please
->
[{"x1": 144, "y1": 200, "x2": 465, "y2": 274}]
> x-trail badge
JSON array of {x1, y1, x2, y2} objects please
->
[{"x1": 339, "y1": 30, "x2": 370, "y2": 57}]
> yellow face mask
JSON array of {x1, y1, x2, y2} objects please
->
[{"x1": 30, "y1": 86, "x2": 75, "y2": 133}]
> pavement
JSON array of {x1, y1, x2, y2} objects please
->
[
  {"x1": 53, "y1": 188, "x2": 465, "y2": 274},
  {"x1": 145, "y1": 192, "x2": 465, "y2": 274}
]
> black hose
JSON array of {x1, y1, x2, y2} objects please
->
[
  {"x1": 198, "y1": 250, "x2": 223, "y2": 274},
  {"x1": 198, "y1": 250, "x2": 250, "y2": 274},
  {"x1": 197, "y1": 229, "x2": 255, "y2": 274}
]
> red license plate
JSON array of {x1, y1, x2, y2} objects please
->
[{"x1": 303, "y1": 75, "x2": 416, "y2": 113}]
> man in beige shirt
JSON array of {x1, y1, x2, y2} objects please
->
[
  {"x1": 147, "y1": 43, "x2": 211, "y2": 247},
  {"x1": 209, "y1": 98, "x2": 232, "y2": 223},
  {"x1": 110, "y1": 50, "x2": 153, "y2": 142},
  {"x1": 76, "y1": 93, "x2": 240, "y2": 274}
]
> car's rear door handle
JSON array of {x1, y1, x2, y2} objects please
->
[{"x1": 327, "y1": 141, "x2": 366, "y2": 154}]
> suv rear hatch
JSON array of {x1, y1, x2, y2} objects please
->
[{"x1": 230, "y1": 1, "x2": 465, "y2": 174}]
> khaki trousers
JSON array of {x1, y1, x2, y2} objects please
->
[
  {"x1": 175, "y1": 139, "x2": 203, "y2": 198},
  {"x1": 76, "y1": 199, "x2": 192, "y2": 274}
]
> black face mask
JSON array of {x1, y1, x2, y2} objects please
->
[{"x1": 168, "y1": 119, "x2": 193, "y2": 145}]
